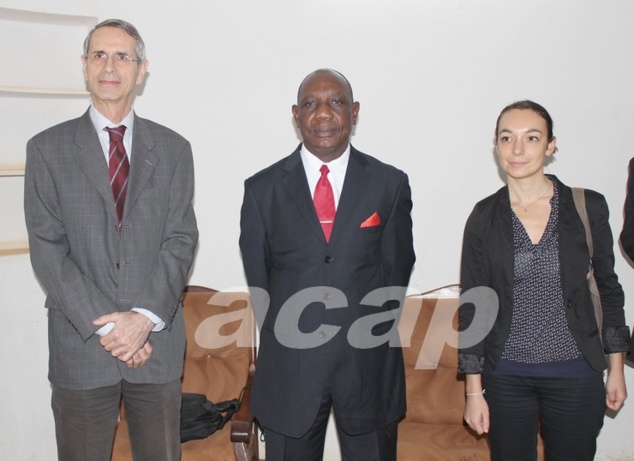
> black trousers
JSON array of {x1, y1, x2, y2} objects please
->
[
  {"x1": 52, "y1": 379, "x2": 181, "y2": 461},
  {"x1": 483, "y1": 373, "x2": 606, "y2": 461},
  {"x1": 263, "y1": 383, "x2": 398, "y2": 461}
]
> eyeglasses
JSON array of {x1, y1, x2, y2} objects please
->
[{"x1": 85, "y1": 52, "x2": 141, "y2": 66}]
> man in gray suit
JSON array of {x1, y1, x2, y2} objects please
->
[{"x1": 24, "y1": 19, "x2": 198, "y2": 461}]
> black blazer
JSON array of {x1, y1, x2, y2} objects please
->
[
  {"x1": 459, "y1": 175, "x2": 629, "y2": 374},
  {"x1": 239, "y1": 144, "x2": 415, "y2": 437},
  {"x1": 620, "y1": 157, "x2": 634, "y2": 261}
]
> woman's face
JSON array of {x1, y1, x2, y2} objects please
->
[{"x1": 495, "y1": 109, "x2": 557, "y2": 180}]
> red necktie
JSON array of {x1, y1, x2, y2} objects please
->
[
  {"x1": 105, "y1": 126, "x2": 130, "y2": 231},
  {"x1": 314, "y1": 165, "x2": 335, "y2": 242}
]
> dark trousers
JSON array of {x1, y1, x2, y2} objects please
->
[
  {"x1": 52, "y1": 379, "x2": 181, "y2": 461},
  {"x1": 264, "y1": 383, "x2": 398, "y2": 461},
  {"x1": 483, "y1": 373, "x2": 606, "y2": 461}
]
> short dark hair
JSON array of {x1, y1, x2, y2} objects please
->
[{"x1": 495, "y1": 100, "x2": 554, "y2": 141}]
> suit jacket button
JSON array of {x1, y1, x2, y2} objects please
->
[
  {"x1": 116, "y1": 263, "x2": 120, "y2": 270},
  {"x1": 324, "y1": 256, "x2": 334, "y2": 263}
]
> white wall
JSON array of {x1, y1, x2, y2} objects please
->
[{"x1": 1, "y1": 0, "x2": 634, "y2": 460}]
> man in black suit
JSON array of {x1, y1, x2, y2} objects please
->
[
  {"x1": 619, "y1": 157, "x2": 634, "y2": 360},
  {"x1": 239, "y1": 68, "x2": 415, "y2": 460},
  {"x1": 621, "y1": 158, "x2": 634, "y2": 261}
]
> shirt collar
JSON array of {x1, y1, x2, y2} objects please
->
[
  {"x1": 89, "y1": 105, "x2": 135, "y2": 134},
  {"x1": 300, "y1": 144, "x2": 350, "y2": 172}
]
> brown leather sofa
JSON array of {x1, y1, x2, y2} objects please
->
[
  {"x1": 111, "y1": 286, "x2": 259, "y2": 461},
  {"x1": 112, "y1": 284, "x2": 549, "y2": 460},
  {"x1": 397, "y1": 285, "x2": 544, "y2": 460}
]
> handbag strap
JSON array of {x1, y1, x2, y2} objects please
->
[
  {"x1": 572, "y1": 187, "x2": 593, "y2": 257},
  {"x1": 571, "y1": 187, "x2": 604, "y2": 340},
  {"x1": 216, "y1": 399, "x2": 241, "y2": 430}
]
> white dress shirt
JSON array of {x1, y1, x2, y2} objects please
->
[
  {"x1": 300, "y1": 144, "x2": 350, "y2": 209},
  {"x1": 89, "y1": 106, "x2": 165, "y2": 336}
]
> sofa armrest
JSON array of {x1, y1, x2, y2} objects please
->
[{"x1": 230, "y1": 363, "x2": 256, "y2": 443}]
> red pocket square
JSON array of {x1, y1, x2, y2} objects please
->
[{"x1": 360, "y1": 212, "x2": 381, "y2": 228}]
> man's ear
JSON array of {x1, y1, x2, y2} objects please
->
[
  {"x1": 291, "y1": 105, "x2": 299, "y2": 126},
  {"x1": 135, "y1": 59, "x2": 149, "y2": 85},
  {"x1": 352, "y1": 101, "x2": 360, "y2": 125},
  {"x1": 81, "y1": 55, "x2": 88, "y2": 82}
]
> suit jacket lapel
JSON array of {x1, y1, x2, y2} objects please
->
[
  {"x1": 72, "y1": 111, "x2": 119, "y2": 224},
  {"x1": 282, "y1": 145, "x2": 372, "y2": 245},
  {"x1": 329, "y1": 146, "x2": 370, "y2": 245},
  {"x1": 282, "y1": 146, "x2": 325, "y2": 241},
  {"x1": 491, "y1": 188, "x2": 515, "y2": 308},
  {"x1": 124, "y1": 115, "x2": 159, "y2": 220}
]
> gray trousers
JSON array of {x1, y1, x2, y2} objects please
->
[{"x1": 51, "y1": 379, "x2": 181, "y2": 461}]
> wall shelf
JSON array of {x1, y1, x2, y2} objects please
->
[
  {"x1": 0, "y1": 8, "x2": 97, "y2": 257},
  {"x1": 0, "y1": 165, "x2": 25, "y2": 176},
  {"x1": 0, "y1": 7, "x2": 96, "y2": 26},
  {"x1": 0, "y1": 240, "x2": 29, "y2": 256},
  {"x1": 0, "y1": 7, "x2": 96, "y2": 95},
  {"x1": 0, "y1": 85, "x2": 89, "y2": 96}
]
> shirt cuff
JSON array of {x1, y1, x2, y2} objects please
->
[
  {"x1": 95, "y1": 322, "x2": 115, "y2": 336},
  {"x1": 132, "y1": 307, "x2": 165, "y2": 332}
]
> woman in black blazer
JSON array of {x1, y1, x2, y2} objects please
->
[{"x1": 459, "y1": 100, "x2": 630, "y2": 460}]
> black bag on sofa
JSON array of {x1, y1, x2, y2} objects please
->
[{"x1": 180, "y1": 392, "x2": 241, "y2": 443}]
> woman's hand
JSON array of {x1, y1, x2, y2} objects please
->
[
  {"x1": 464, "y1": 374, "x2": 489, "y2": 434},
  {"x1": 464, "y1": 394, "x2": 490, "y2": 435},
  {"x1": 606, "y1": 352, "x2": 627, "y2": 411}
]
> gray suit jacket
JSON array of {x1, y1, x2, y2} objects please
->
[{"x1": 24, "y1": 109, "x2": 198, "y2": 390}]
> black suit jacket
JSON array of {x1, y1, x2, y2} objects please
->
[
  {"x1": 620, "y1": 157, "x2": 634, "y2": 261},
  {"x1": 459, "y1": 175, "x2": 629, "y2": 374},
  {"x1": 618, "y1": 157, "x2": 634, "y2": 358},
  {"x1": 239, "y1": 144, "x2": 415, "y2": 437}
]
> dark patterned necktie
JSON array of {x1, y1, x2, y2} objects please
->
[
  {"x1": 105, "y1": 126, "x2": 129, "y2": 231},
  {"x1": 313, "y1": 165, "x2": 335, "y2": 242}
]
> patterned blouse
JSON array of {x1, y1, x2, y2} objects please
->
[{"x1": 497, "y1": 179, "x2": 596, "y2": 377}]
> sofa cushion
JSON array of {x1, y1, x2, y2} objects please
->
[
  {"x1": 397, "y1": 290, "x2": 491, "y2": 459},
  {"x1": 397, "y1": 289, "x2": 544, "y2": 460},
  {"x1": 111, "y1": 289, "x2": 256, "y2": 461}
]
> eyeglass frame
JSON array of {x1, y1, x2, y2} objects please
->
[{"x1": 84, "y1": 51, "x2": 142, "y2": 66}]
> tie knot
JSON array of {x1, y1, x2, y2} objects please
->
[
  {"x1": 105, "y1": 125, "x2": 126, "y2": 142},
  {"x1": 319, "y1": 165, "x2": 330, "y2": 176}
]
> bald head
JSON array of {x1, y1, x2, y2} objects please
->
[{"x1": 297, "y1": 69, "x2": 354, "y2": 103}]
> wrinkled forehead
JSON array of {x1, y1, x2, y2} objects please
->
[
  {"x1": 297, "y1": 71, "x2": 353, "y2": 102},
  {"x1": 88, "y1": 26, "x2": 136, "y2": 52}
]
